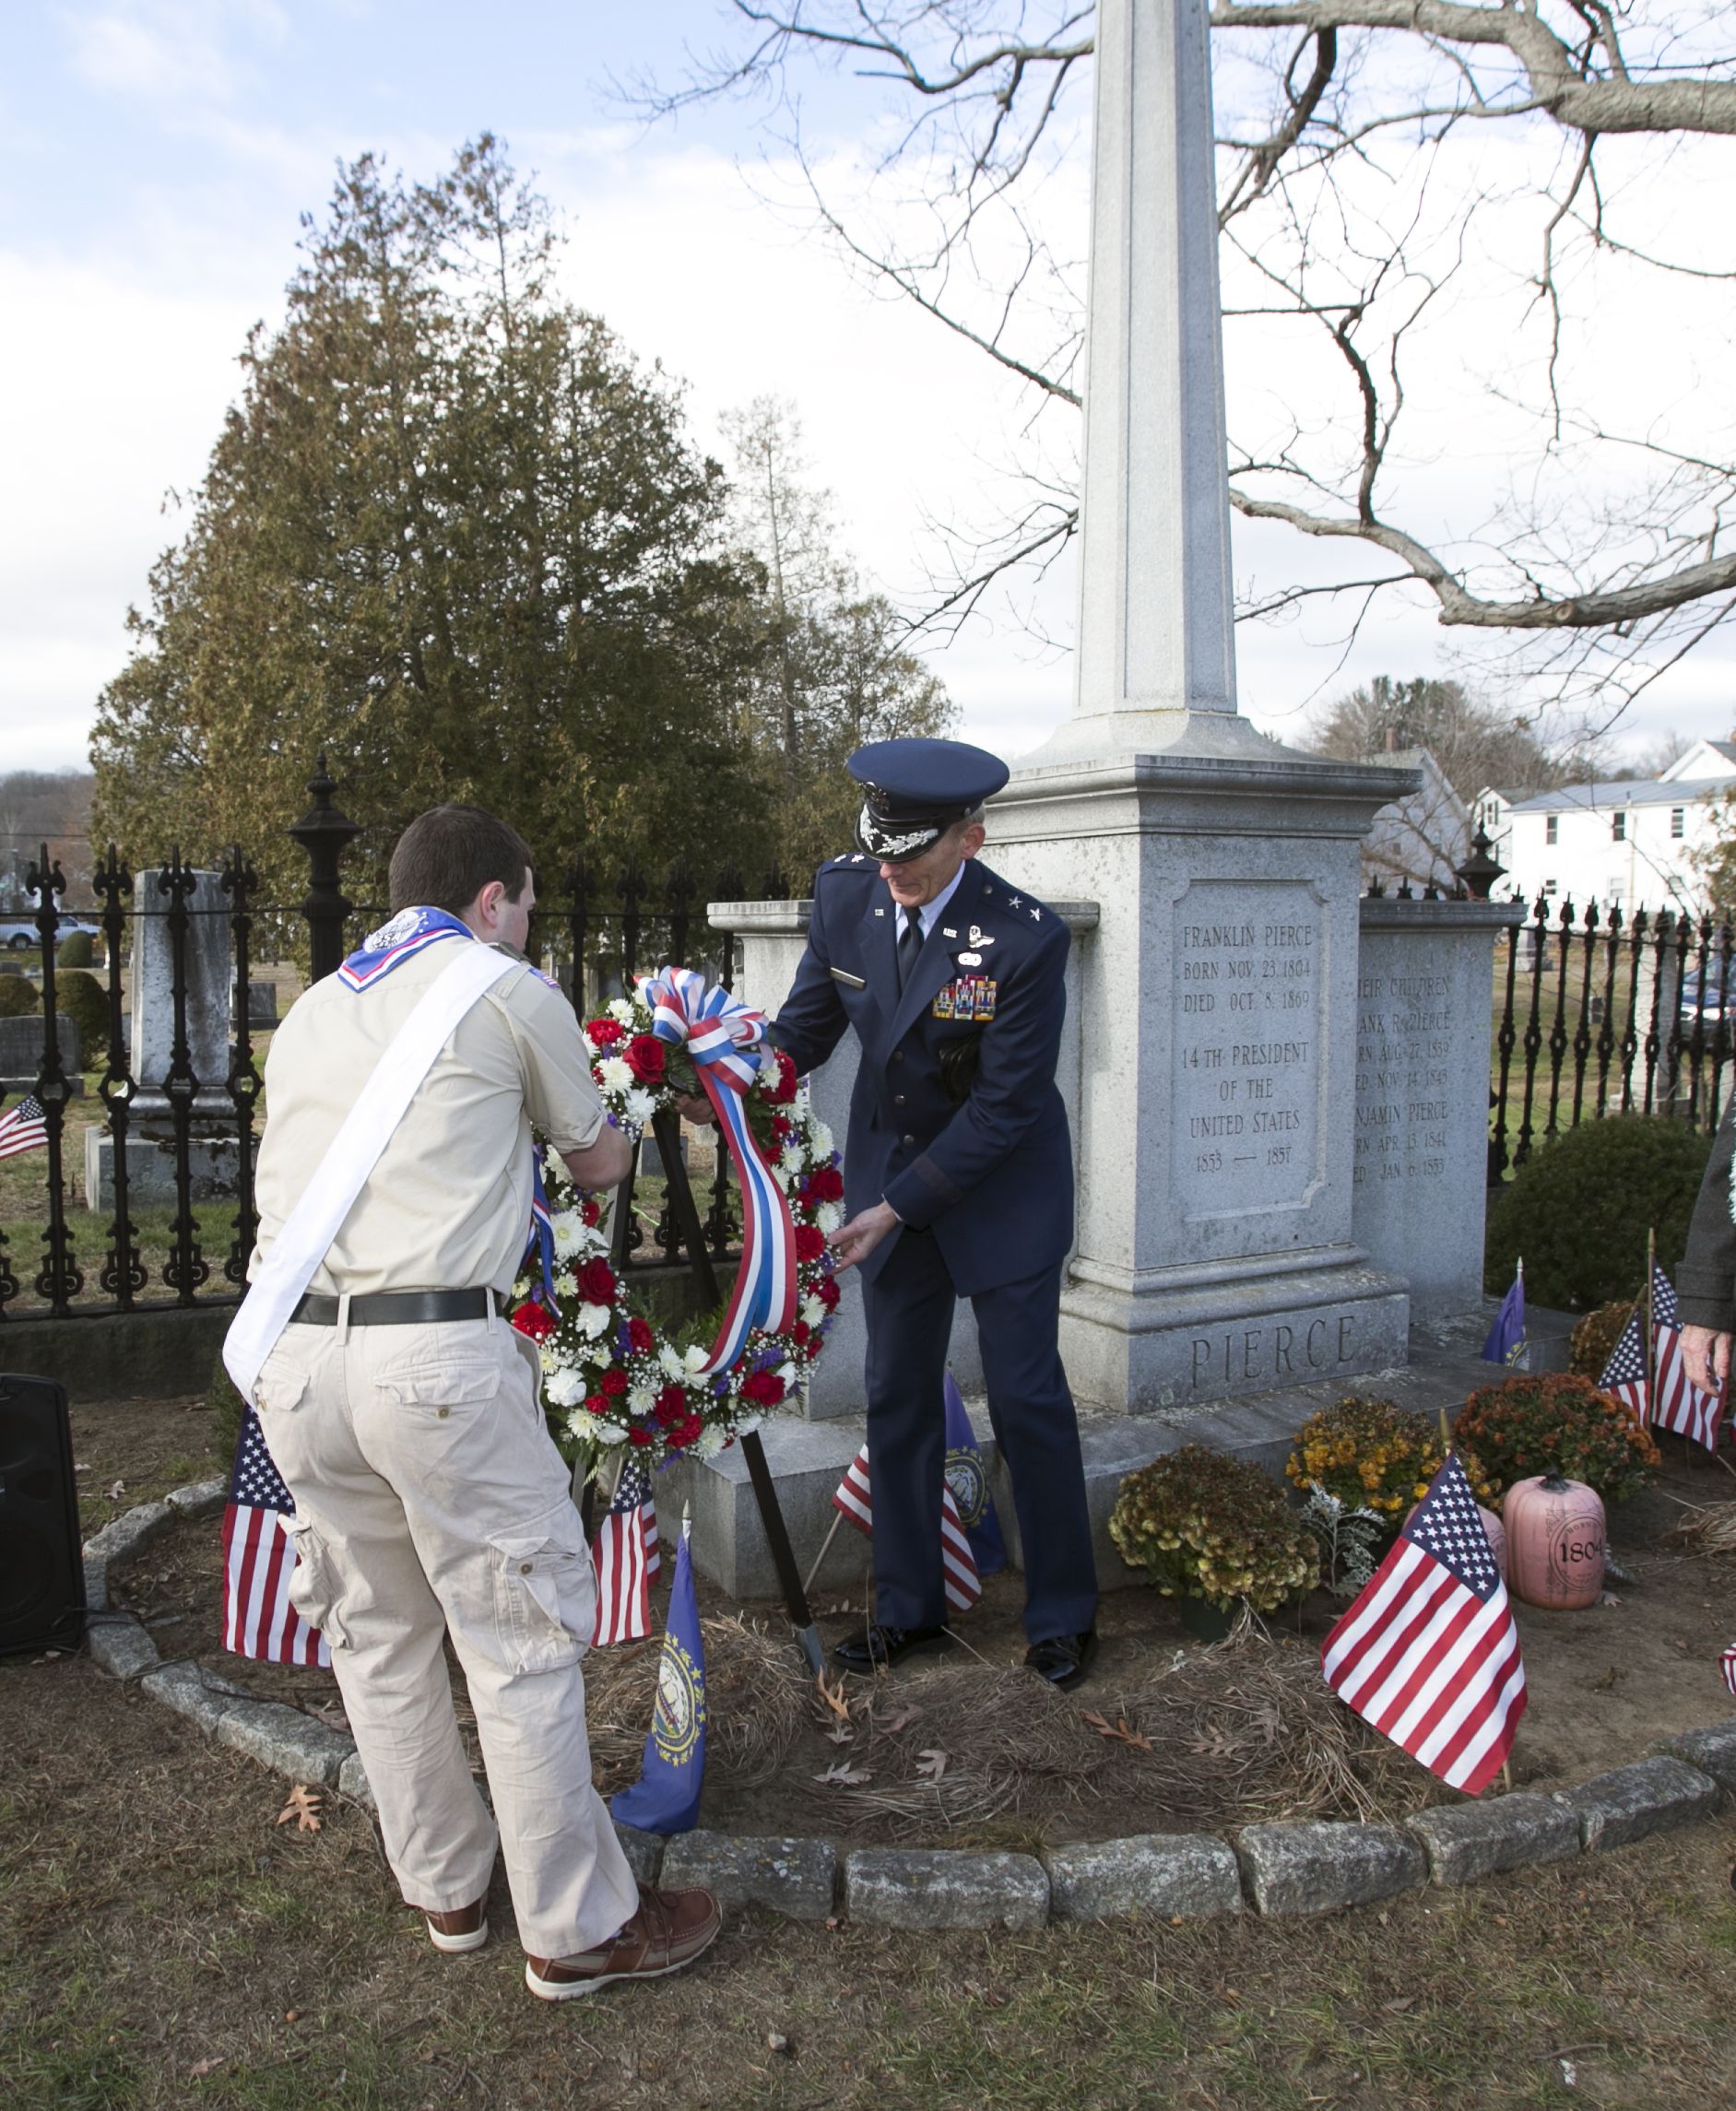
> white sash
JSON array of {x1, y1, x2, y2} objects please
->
[{"x1": 223, "y1": 942, "x2": 519, "y2": 1399}]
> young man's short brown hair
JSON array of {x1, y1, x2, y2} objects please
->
[{"x1": 388, "y1": 805, "x2": 536, "y2": 915}]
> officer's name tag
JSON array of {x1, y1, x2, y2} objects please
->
[
  {"x1": 829, "y1": 966, "x2": 868, "y2": 989},
  {"x1": 933, "y1": 975, "x2": 998, "y2": 1022}
]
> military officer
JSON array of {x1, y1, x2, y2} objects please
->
[{"x1": 770, "y1": 738, "x2": 1099, "y2": 1687}]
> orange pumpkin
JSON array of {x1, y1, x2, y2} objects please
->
[{"x1": 1502, "y1": 1471, "x2": 1606, "y2": 1610}]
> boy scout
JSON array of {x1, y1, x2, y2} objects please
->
[{"x1": 247, "y1": 803, "x2": 719, "y2": 1998}]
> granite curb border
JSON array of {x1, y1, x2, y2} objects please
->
[{"x1": 77, "y1": 1497, "x2": 1736, "y2": 1929}]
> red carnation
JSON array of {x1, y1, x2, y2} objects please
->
[
  {"x1": 576, "y1": 1258, "x2": 618, "y2": 1304},
  {"x1": 628, "y1": 1315, "x2": 655, "y2": 1355},
  {"x1": 816, "y1": 1277, "x2": 841, "y2": 1310},
  {"x1": 581, "y1": 1197, "x2": 602, "y2": 1228},
  {"x1": 655, "y1": 1384, "x2": 688, "y2": 1426},
  {"x1": 763, "y1": 1048, "x2": 799, "y2": 1105},
  {"x1": 806, "y1": 1165, "x2": 844, "y2": 1204},
  {"x1": 678, "y1": 1414, "x2": 704, "y2": 1446},
  {"x1": 794, "y1": 1225, "x2": 827, "y2": 1263},
  {"x1": 587, "y1": 1018, "x2": 623, "y2": 1046},
  {"x1": 625, "y1": 1034, "x2": 667, "y2": 1084},
  {"x1": 792, "y1": 1322, "x2": 810, "y2": 1348},
  {"x1": 771, "y1": 1115, "x2": 794, "y2": 1144},
  {"x1": 629, "y1": 1425, "x2": 654, "y2": 1447},
  {"x1": 741, "y1": 1369, "x2": 785, "y2": 1408},
  {"x1": 511, "y1": 1300, "x2": 556, "y2": 1342},
  {"x1": 585, "y1": 1393, "x2": 607, "y2": 1414}
]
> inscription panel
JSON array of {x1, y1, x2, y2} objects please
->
[
  {"x1": 1173, "y1": 880, "x2": 1322, "y2": 1217},
  {"x1": 1352, "y1": 969, "x2": 1453, "y2": 1196}
]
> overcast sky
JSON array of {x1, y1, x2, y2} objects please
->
[{"x1": 3, "y1": 1, "x2": 1730, "y2": 780}]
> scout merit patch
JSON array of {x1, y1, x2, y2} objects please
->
[{"x1": 933, "y1": 976, "x2": 998, "y2": 1021}]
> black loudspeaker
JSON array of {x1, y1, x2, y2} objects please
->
[{"x1": 0, "y1": 1373, "x2": 86, "y2": 1656}]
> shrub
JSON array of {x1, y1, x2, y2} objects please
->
[
  {"x1": 1286, "y1": 1395, "x2": 1494, "y2": 1520},
  {"x1": 0, "y1": 975, "x2": 41, "y2": 1018},
  {"x1": 57, "y1": 929, "x2": 94, "y2": 969},
  {"x1": 1570, "y1": 1301, "x2": 1635, "y2": 1381},
  {"x1": 53, "y1": 970, "x2": 110, "y2": 1069},
  {"x1": 1455, "y1": 1372, "x2": 1660, "y2": 1504},
  {"x1": 1109, "y1": 1445, "x2": 1318, "y2": 1612},
  {"x1": 1485, "y1": 1115, "x2": 1709, "y2": 1311}
]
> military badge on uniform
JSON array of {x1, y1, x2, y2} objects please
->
[{"x1": 933, "y1": 975, "x2": 998, "y2": 1021}]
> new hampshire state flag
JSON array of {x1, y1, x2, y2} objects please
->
[
  {"x1": 1482, "y1": 1266, "x2": 1527, "y2": 1366},
  {"x1": 611, "y1": 1515, "x2": 707, "y2": 1836},
  {"x1": 943, "y1": 1371, "x2": 1006, "y2": 1575}
]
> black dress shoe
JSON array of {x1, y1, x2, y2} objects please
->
[
  {"x1": 833, "y1": 1623, "x2": 952, "y2": 1671},
  {"x1": 1024, "y1": 1631, "x2": 1098, "y2": 1690}
]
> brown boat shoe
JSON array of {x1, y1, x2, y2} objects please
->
[
  {"x1": 524, "y1": 1881, "x2": 722, "y2": 1999},
  {"x1": 423, "y1": 1896, "x2": 489, "y2": 1954}
]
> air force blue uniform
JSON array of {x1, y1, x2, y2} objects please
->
[{"x1": 770, "y1": 852, "x2": 1099, "y2": 1643}]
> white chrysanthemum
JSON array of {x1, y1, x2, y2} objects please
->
[
  {"x1": 596, "y1": 1422, "x2": 628, "y2": 1444},
  {"x1": 628, "y1": 1386, "x2": 656, "y2": 1416},
  {"x1": 658, "y1": 1345, "x2": 687, "y2": 1379},
  {"x1": 598, "y1": 1056, "x2": 633, "y2": 1092},
  {"x1": 566, "y1": 1409, "x2": 602, "y2": 1442},
  {"x1": 551, "y1": 1214, "x2": 585, "y2": 1257},
  {"x1": 682, "y1": 1344, "x2": 711, "y2": 1374},
  {"x1": 539, "y1": 1345, "x2": 560, "y2": 1373},
  {"x1": 800, "y1": 1296, "x2": 825, "y2": 1328},
  {"x1": 576, "y1": 1302, "x2": 611, "y2": 1339},
  {"x1": 780, "y1": 1145, "x2": 803, "y2": 1175},
  {"x1": 608, "y1": 997, "x2": 635, "y2": 1023},
  {"x1": 809, "y1": 1122, "x2": 833, "y2": 1158},
  {"x1": 555, "y1": 1269, "x2": 578, "y2": 1299},
  {"x1": 624, "y1": 1087, "x2": 656, "y2": 1128},
  {"x1": 696, "y1": 1425, "x2": 726, "y2": 1461},
  {"x1": 545, "y1": 1366, "x2": 583, "y2": 1408},
  {"x1": 816, "y1": 1201, "x2": 844, "y2": 1234},
  {"x1": 543, "y1": 1142, "x2": 567, "y2": 1179}
]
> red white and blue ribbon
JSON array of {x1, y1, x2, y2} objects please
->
[{"x1": 641, "y1": 965, "x2": 797, "y2": 1374}]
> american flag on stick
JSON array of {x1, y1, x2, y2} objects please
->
[
  {"x1": 1721, "y1": 1643, "x2": 1736, "y2": 1698},
  {"x1": 0, "y1": 1093, "x2": 48, "y2": 1162},
  {"x1": 832, "y1": 1443, "x2": 981, "y2": 1612},
  {"x1": 1598, "y1": 1263, "x2": 1722, "y2": 1453},
  {"x1": 1321, "y1": 1450, "x2": 1525, "y2": 1797},
  {"x1": 221, "y1": 1403, "x2": 329, "y2": 1668},
  {"x1": 592, "y1": 1453, "x2": 659, "y2": 1646}
]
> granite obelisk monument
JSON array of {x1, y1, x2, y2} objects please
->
[{"x1": 986, "y1": 0, "x2": 1419, "y2": 1413}]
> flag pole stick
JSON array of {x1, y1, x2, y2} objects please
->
[{"x1": 803, "y1": 1510, "x2": 845, "y2": 1601}]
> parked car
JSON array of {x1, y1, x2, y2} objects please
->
[
  {"x1": 0, "y1": 914, "x2": 101, "y2": 952},
  {"x1": 1679, "y1": 966, "x2": 1733, "y2": 1032}
]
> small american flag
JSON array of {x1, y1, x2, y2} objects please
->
[
  {"x1": 1650, "y1": 1268, "x2": 1723, "y2": 1452},
  {"x1": 221, "y1": 1403, "x2": 328, "y2": 1668},
  {"x1": 1322, "y1": 1451, "x2": 1525, "y2": 1797},
  {"x1": 831, "y1": 1443, "x2": 981, "y2": 1612},
  {"x1": 592, "y1": 1453, "x2": 657, "y2": 1646},
  {"x1": 0, "y1": 1093, "x2": 48, "y2": 1162},
  {"x1": 1598, "y1": 1303, "x2": 1649, "y2": 1423}
]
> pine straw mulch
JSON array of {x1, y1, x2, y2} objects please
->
[
  {"x1": 1662, "y1": 1497, "x2": 1736, "y2": 1559},
  {"x1": 574, "y1": 1610, "x2": 1445, "y2": 1847}
]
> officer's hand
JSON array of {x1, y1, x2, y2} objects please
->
[
  {"x1": 831, "y1": 1201, "x2": 899, "y2": 1272},
  {"x1": 673, "y1": 1092, "x2": 715, "y2": 1126},
  {"x1": 1680, "y1": 1324, "x2": 1731, "y2": 1398}
]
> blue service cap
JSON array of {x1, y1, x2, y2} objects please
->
[{"x1": 845, "y1": 738, "x2": 1010, "y2": 864}]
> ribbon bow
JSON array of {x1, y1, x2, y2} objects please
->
[{"x1": 640, "y1": 966, "x2": 797, "y2": 1374}]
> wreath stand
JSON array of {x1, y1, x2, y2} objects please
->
[{"x1": 605, "y1": 1106, "x2": 826, "y2": 1677}]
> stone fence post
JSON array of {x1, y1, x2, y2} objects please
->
[{"x1": 1353, "y1": 897, "x2": 1524, "y2": 1320}]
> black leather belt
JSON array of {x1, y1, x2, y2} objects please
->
[{"x1": 289, "y1": 1289, "x2": 494, "y2": 1327}]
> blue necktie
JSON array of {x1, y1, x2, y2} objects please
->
[{"x1": 896, "y1": 907, "x2": 922, "y2": 991}]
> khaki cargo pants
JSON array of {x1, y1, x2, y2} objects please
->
[{"x1": 254, "y1": 1310, "x2": 639, "y2": 1959}]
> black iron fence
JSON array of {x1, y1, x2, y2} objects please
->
[
  {"x1": 0, "y1": 765, "x2": 775, "y2": 1325},
  {"x1": 1489, "y1": 895, "x2": 1734, "y2": 1180}
]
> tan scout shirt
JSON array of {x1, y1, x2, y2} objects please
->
[{"x1": 251, "y1": 942, "x2": 605, "y2": 1297}]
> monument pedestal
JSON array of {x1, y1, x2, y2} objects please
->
[{"x1": 988, "y1": 715, "x2": 1418, "y2": 1417}]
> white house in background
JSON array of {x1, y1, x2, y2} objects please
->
[
  {"x1": 1476, "y1": 742, "x2": 1736, "y2": 915},
  {"x1": 1363, "y1": 748, "x2": 1470, "y2": 891}
]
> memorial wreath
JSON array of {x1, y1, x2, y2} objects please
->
[{"x1": 508, "y1": 966, "x2": 843, "y2": 1480}]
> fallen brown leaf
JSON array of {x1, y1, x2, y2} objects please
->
[
  {"x1": 1081, "y1": 1708, "x2": 1153, "y2": 1751},
  {"x1": 814, "y1": 1761, "x2": 872, "y2": 1787},
  {"x1": 915, "y1": 1749, "x2": 949, "y2": 1781},
  {"x1": 277, "y1": 1785, "x2": 323, "y2": 1834},
  {"x1": 876, "y1": 1702, "x2": 923, "y2": 1735},
  {"x1": 814, "y1": 1672, "x2": 852, "y2": 1725}
]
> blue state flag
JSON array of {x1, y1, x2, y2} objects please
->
[
  {"x1": 943, "y1": 1370, "x2": 1006, "y2": 1576},
  {"x1": 611, "y1": 1519, "x2": 707, "y2": 1836},
  {"x1": 1481, "y1": 1269, "x2": 1527, "y2": 1365}
]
